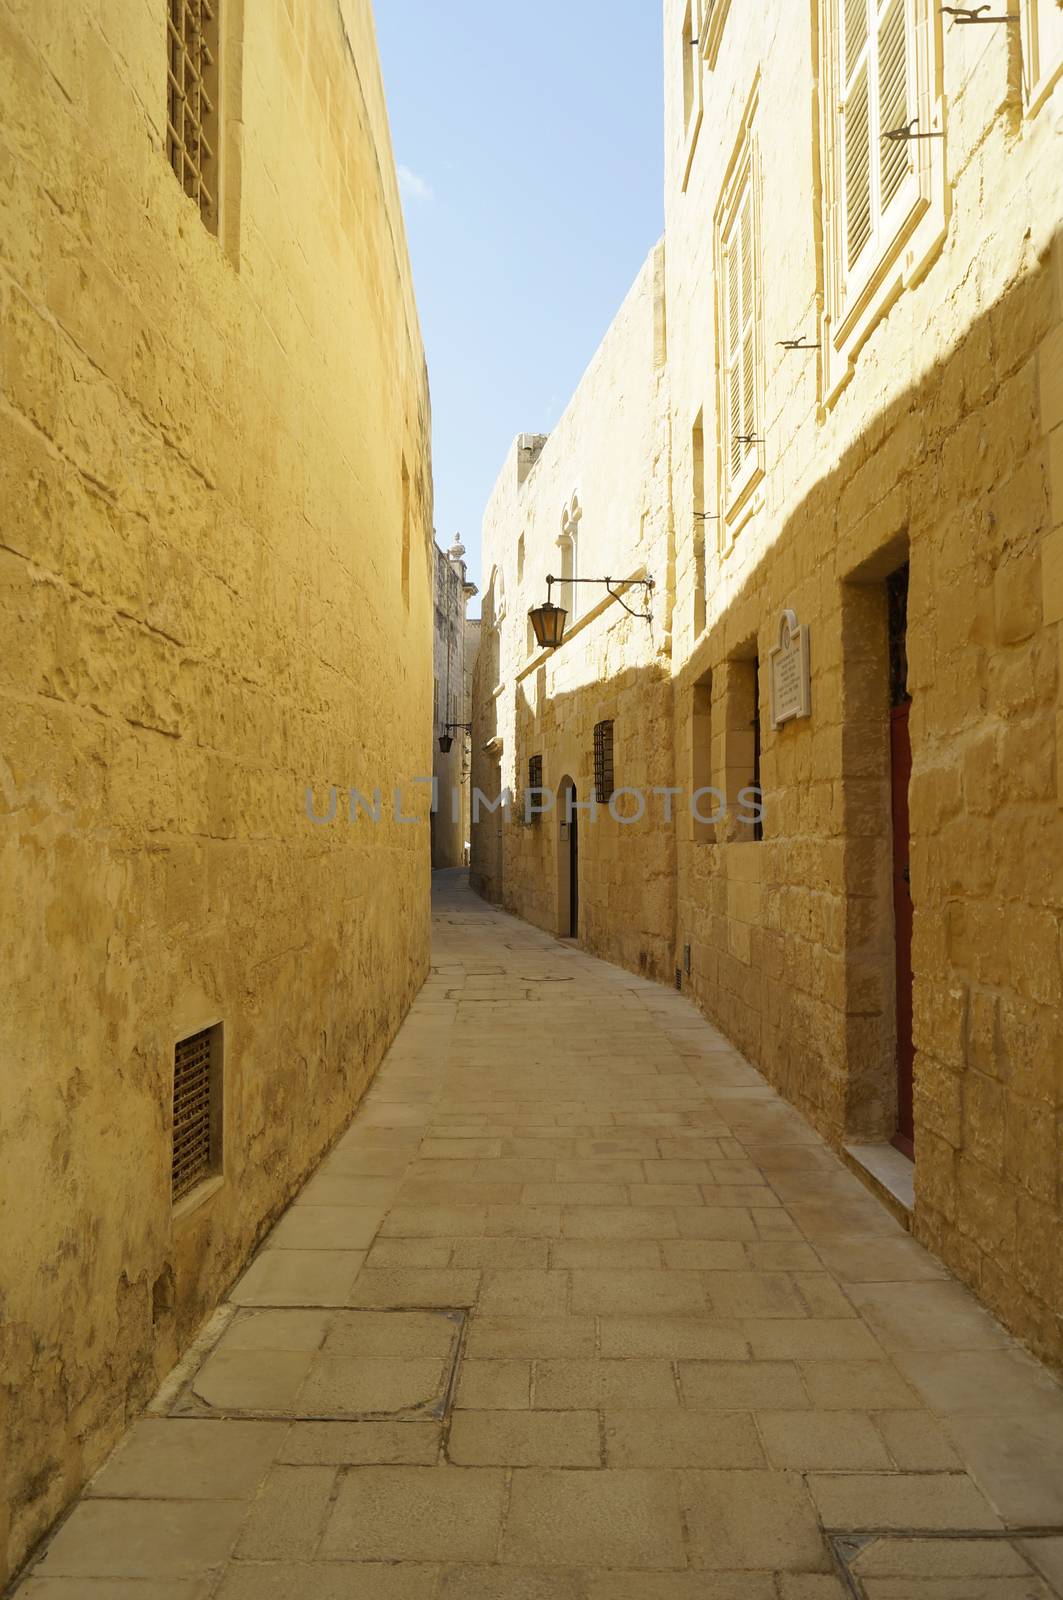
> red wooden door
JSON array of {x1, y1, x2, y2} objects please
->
[{"x1": 890, "y1": 700, "x2": 914, "y2": 1157}]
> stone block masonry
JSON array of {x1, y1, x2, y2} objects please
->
[
  {"x1": 13, "y1": 874, "x2": 1063, "y2": 1595},
  {"x1": 473, "y1": 1, "x2": 1063, "y2": 1382},
  {"x1": 0, "y1": 0, "x2": 433, "y2": 1585}
]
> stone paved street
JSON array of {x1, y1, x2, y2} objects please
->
[{"x1": 17, "y1": 872, "x2": 1063, "y2": 1598}]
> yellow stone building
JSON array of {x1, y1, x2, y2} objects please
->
[
  {"x1": 432, "y1": 538, "x2": 477, "y2": 869},
  {"x1": 473, "y1": 1, "x2": 1063, "y2": 1369},
  {"x1": 0, "y1": 0, "x2": 432, "y2": 1583}
]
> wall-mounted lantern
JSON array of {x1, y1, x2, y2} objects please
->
[
  {"x1": 528, "y1": 573, "x2": 655, "y2": 650},
  {"x1": 438, "y1": 721, "x2": 471, "y2": 755}
]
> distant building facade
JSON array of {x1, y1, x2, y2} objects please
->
[
  {"x1": 0, "y1": 0, "x2": 432, "y2": 1584},
  {"x1": 472, "y1": 4, "x2": 1063, "y2": 1370},
  {"x1": 432, "y1": 539, "x2": 477, "y2": 867}
]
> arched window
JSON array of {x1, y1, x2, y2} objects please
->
[{"x1": 558, "y1": 492, "x2": 582, "y2": 622}]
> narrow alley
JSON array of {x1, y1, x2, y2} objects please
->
[{"x1": 17, "y1": 872, "x2": 1063, "y2": 1598}]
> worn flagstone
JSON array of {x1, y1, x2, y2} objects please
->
[{"x1": 13, "y1": 871, "x2": 1063, "y2": 1596}]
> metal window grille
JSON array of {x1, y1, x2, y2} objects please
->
[
  {"x1": 167, "y1": 0, "x2": 220, "y2": 231},
  {"x1": 593, "y1": 721, "x2": 615, "y2": 804},
  {"x1": 887, "y1": 562, "x2": 910, "y2": 707},
  {"x1": 528, "y1": 754, "x2": 543, "y2": 823},
  {"x1": 172, "y1": 1027, "x2": 214, "y2": 1201}
]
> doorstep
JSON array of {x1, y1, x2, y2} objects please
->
[{"x1": 843, "y1": 1141, "x2": 915, "y2": 1228}]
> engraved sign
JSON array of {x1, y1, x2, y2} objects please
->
[{"x1": 770, "y1": 608, "x2": 811, "y2": 729}]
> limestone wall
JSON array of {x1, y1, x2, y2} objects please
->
[
  {"x1": 665, "y1": 0, "x2": 1063, "y2": 1365},
  {"x1": 0, "y1": 0, "x2": 432, "y2": 1582},
  {"x1": 473, "y1": 0, "x2": 1062, "y2": 1374},
  {"x1": 471, "y1": 248, "x2": 678, "y2": 979}
]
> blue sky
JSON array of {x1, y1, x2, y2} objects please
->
[{"x1": 374, "y1": 3, "x2": 665, "y2": 603}]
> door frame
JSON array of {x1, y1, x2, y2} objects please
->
[
  {"x1": 887, "y1": 564, "x2": 914, "y2": 1158},
  {"x1": 557, "y1": 775, "x2": 579, "y2": 938}
]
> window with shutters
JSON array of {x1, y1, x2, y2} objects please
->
[
  {"x1": 820, "y1": 0, "x2": 946, "y2": 399},
  {"x1": 171, "y1": 1024, "x2": 223, "y2": 1205},
  {"x1": 701, "y1": 0, "x2": 733, "y2": 69},
  {"x1": 713, "y1": 104, "x2": 764, "y2": 539},
  {"x1": 679, "y1": 0, "x2": 704, "y2": 189},
  {"x1": 1021, "y1": 0, "x2": 1063, "y2": 114}
]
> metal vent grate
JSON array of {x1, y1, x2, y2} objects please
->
[
  {"x1": 167, "y1": 0, "x2": 220, "y2": 231},
  {"x1": 593, "y1": 720, "x2": 615, "y2": 804},
  {"x1": 172, "y1": 1028, "x2": 214, "y2": 1202}
]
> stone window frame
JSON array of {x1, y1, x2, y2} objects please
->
[
  {"x1": 713, "y1": 87, "x2": 765, "y2": 550},
  {"x1": 484, "y1": 565, "x2": 506, "y2": 694},
  {"x1": 166, "y1": 0, "x2": 244, "y2": 263},
  {"x1": 716, "y1": 654, "x2": 762, "y2": 845},
  {"x1": 558, "y1": 493, "x2": 582, "y2": 623},
  {"x1": 679, "y1": 0, "x2": 705, "y2": 191},
  {"x1": 1021, "y1": 0, "x2": 1063, "y2": 116},
  {"x1": 692, "y1": 409, "x2": 709, "y2": 637},
  {"x1": 690, "y1": 670, "x2": 715, "y2": 844},
  {"x1": 818, "y1": 0, "x2": 948, "y2": 405},
  {"x1": 700, "y1": 0, "x2": 734, "y2": 69}
]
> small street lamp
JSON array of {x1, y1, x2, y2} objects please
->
[
  {"x1": 528, "y1": 597, "x2": 568, "y2": 649},
  {"x1": 528, "y1": 573, "x2": 655, "y2": 650},
  {"x1": 438, "y1": 721, "x2": 471, "y2": 754}
]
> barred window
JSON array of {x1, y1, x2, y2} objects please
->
[
  {"x1": 528, "y1": 754, "x2": 543, "y2": 824},
  {"x1": 167, "y1": 0, "x2": 221, "y2": 232},
  {"x1": 593, "y1": 720, "x2": 615, "y2": 805},
  {"x1": 172, "y1": 1024, "x2": 222, "y2": 1203}
]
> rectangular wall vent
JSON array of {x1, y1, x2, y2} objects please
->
[{"x1": 172, "y1": 1025, "x2": 220, "y2": 1203}]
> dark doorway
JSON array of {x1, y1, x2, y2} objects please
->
[
  {"x1": 887, "y1": 564, "x2": 914, "y2": 1159},
  {"x1": 557, "y1": 775, "x2": 579, "y2": 940},
  {"x1": 569, "y1": 791, "x2": 579, "y2": 937}
]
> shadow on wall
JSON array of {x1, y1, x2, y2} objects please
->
[{"x1": 471, "y1": 236, "x2": 1063, "y2": 1374}]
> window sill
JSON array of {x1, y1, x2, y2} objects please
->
[
  {"x1": 172, "y1": 1173, "x2": 224, "y2": 1225},
  {"x1": 720, "y1": 471, "x2": 765, "y2": 553},
  {"x1": 823, "y1": 193, "x2": 949, "y2": 409}
]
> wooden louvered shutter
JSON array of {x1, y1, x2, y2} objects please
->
[
  {"x1": 740, "y1": 192, "x2": 756, "y2": 457},
  {"x1": 878, "y1": 0, "x2": 913, "y2": 211},
  {"x1": 722, "y1": 170, "x2": 759, "y2": 499},
  {"x1": 725, "y1": 235, "x2": 743, "y2": 479},
  {"x1": 841, "y1": 0, "x2": 873, "y2": 273}
]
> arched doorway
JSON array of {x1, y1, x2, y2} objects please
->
[{"x1": 557, "y1": 775, "x2": 579, "y2": 938}]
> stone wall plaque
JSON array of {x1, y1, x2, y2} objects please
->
[{"x1": 769, "y1": 608, "x2": 811, "y2": 729}]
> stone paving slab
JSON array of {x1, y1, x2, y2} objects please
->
[{"x1": 13, "y1": 872, "x2": 1063, "y2": 1597}]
